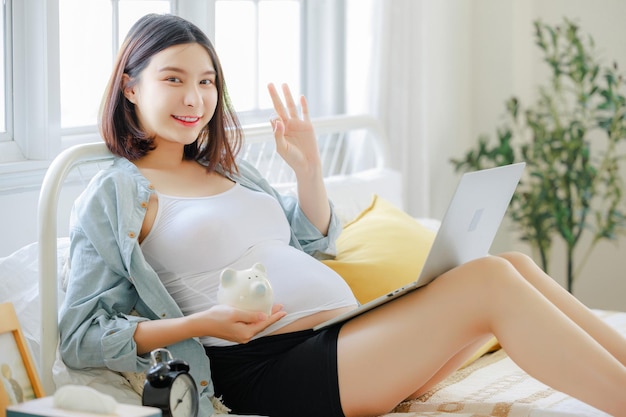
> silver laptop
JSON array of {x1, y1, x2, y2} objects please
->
[{"x1": 314, "y1": 162, "x2": 525, "y2": 331}]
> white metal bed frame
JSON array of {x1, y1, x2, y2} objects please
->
[{"x1": 36, "y1": 114, "x2": 388, "y2": 393}]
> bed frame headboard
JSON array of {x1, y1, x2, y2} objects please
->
[{"x1": 37, "y1": 114, "x2": 390, "y2": 393}]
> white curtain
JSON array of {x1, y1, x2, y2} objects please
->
[{"x1": 347, "y1": 0, "x2": 430, "y2": 217}]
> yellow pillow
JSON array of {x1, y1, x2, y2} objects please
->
[{"x1": 323, "y1": 195, "x2": 436, "y2": 304}]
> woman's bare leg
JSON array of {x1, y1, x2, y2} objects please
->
[
  {"x1": 499, "y1": 251, "x2": 626, "y2": 365},
  {"x1": 404, "y1": 334, "x2": 496, "y2": 400},
  {"x1": 336, "y1": 255, "x2": 626, "y2": 417},
  {"x1": 407, "y1": 251, "x2": 626, "y2": 401}
]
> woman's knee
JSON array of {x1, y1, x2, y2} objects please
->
[
  {"x1": 497, "y1": 251, "x2": 536, "y2": 268},
  {"x1": 496, "y1": 251, "x2": 547, "y2": 282},
  {"x1": 458, "y1": 255, "x2": 526, "y2": 290},
  {"x1": 465, "y1": 255, "x2": 518, "y2": 276}
]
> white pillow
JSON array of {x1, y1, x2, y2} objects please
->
[
  {"x1": 324, "y1": 168, "x2": 404, "y2": 224},
  {"x1": 0, "y1": 238, "x2": 69, "y2": 366}
]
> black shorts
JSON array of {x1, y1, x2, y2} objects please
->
[{"x1": 205, "y1": 325, "x2": 345, "y2": 417}]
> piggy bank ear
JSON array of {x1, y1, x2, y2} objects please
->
[
  {"x1": 220, "y1": 268, "x2": 236, "y2": 286},
  {"x1": 251, "y1": 263, "x2": 266, "y2": 274}
]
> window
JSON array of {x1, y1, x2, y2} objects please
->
[
  {"x1": 59, "y1": 0, "x2": 307, "y2": 131},
  {"x1": 0, "y1": 0, "x2": 347, "y2": 182},
  {"x1": 59, "y1": 0, "x2": 305, "y2": 130},
  {"x1": 215, "y1": 0, "x2": 301, "y2": 122},
  {"x1": 60, "y1": 0, "x2": 172, "y2": 132}
]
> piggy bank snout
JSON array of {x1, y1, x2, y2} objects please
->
[{"x1": 250, "y1": 280, "x2": 270, "y2": 295}]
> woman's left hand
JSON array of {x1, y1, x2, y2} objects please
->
[{"x1": 267, "y1": 83, "x2": 321, "y2": 178}]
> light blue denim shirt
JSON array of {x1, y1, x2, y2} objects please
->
[{"x1": 58, "y1": 156, "x2": 341, "y2": 417}]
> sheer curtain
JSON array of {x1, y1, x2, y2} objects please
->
[{"x1": 347, "y1": 0, "x2": 430, "y2": 217}]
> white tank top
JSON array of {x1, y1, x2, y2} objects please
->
[{"x1": 140, "y1": 183, "x2": 357, "y2": 346}]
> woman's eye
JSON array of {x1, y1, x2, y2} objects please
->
[
  {"x1": 200, "y1": 79, "x2": 214, "y2": 86},
  {"x1": 166, "y1": 77, "x2": 181, "y2": 83}
]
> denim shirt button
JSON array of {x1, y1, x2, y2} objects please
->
[
  {"x1": 128, "y1": 231, "x2": 136, "y2": 239},
  {"x1": 148, "y1": 184, "x2": 155, "y2": 190},
  {"x1": 200, "y1": 380, "x2": 209, "y2": 387},
  {"x1": 161, "y1": 313, "x2": 167, "y2": 318},
  {"x1": 140, "y1": 201, "x2": 148, "y2": 208}
]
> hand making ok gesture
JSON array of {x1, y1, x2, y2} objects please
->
[{"x1": 267, "y1": 83, "x2": 322, "y2": 179}]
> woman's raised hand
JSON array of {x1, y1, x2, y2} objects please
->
[
  {"x1": 267, "y1": 83, "x2": 321, "y2": 178},
  {"x1": 268, "y1": 82, "x2": 332, "y2": 234}
]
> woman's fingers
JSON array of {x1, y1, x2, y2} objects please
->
[
  {"x1": 281, "y1": 84, "x2": 299, "y2": 118},
  {"x1": 268, "y1": 82, "x2": 305, "y2": 121},
  {"x1": 300, "y1": 94, "x2": 310, "y2": 121},
  {"x1": 268, "y1": 83, "x2": 288, "y2": 121}
]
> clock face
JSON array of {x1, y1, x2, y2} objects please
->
[{"x1": 169, "y1": 373, "x2": 199, "y2": 417}]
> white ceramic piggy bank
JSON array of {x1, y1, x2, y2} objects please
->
[{"x1": 217, "y1": 263, "x2": 274, "y2": 315}]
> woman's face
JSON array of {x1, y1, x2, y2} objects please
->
[{"x1": 124, "y1": 43, "x2": 218, "y2": 148}]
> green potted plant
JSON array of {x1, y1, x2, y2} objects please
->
[{"x1": 452, "y1": 18, "x2": 626, "y2": 293}]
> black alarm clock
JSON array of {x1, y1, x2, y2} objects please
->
[{"x1": 142, "y1": 348, "x2": 199, "y2": 417}]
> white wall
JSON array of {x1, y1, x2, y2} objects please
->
[
  {"x1": 0, "y1": 190, "x2": 41, "y2": 256},
  {"x1": 0, "y1": 185, "x2": 80, "y2": 257},
  {"x1": 423, "y1": 0, "x2": 626, "y2": 310}
]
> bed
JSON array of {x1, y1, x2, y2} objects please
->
[{"x1": 0, "y1": 114, "x2": 620, "y2": 416}]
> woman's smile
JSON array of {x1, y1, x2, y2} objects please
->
[{"x1": 172, "y1": 115, "x2": 202, "y2": 126}]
